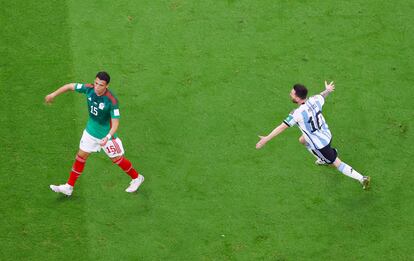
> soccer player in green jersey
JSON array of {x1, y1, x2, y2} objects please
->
[{"x1": 45, "y1": 72, "x2": 144, "y2": 196}]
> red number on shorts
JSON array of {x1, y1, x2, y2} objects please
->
[{"x1": 106, "y1": 146, "x2": 117, "y2": 154}]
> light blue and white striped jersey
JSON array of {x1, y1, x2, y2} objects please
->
[{"x1": 283, "y1": 95, "x2": 332, "y2": 149}]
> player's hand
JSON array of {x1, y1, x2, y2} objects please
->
[
  {"x1": 45, "y1": 94, "x2": 55, "y2": 104},
  {"x1": 256, "y1": 135, "x2": 269, "y2": 149},
  {"x1": 325, "y1": 81, "x2": 335, "y2": 93},
  {"x1": 100, "y1": 137, "x2": 109, "y2": 146}
]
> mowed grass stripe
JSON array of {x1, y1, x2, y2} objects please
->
[
  {"x1": 64, "y1": 1, "x2": 170, "y2": 259},
  {"x1": 0, "y1": 1, "x2": 90, "y2": 260}
]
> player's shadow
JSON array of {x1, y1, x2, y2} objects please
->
[{"x1": 54, "y1": 194, "x2": 82, "y2": 202}]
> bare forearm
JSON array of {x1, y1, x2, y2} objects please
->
[
  {"x1": 266, "y1": 123, "x2": 288, "y2": 140},
  {"x1": 320, "y1": 89, "x2": 330, "y2": 98},
  {"x1": 45, "y1": 83, "x2": 75, "y2": 104},
  {"x1": 51, "y1": 83, "x2": 75, "y2": 97},
  {"x1": 256, "y1": 123, "x2": 289, "y2": 149},
  {"x1": 108, "y1": 119, "x2": 119, "y2": 137},
  {"x1": 100, "y1": 119, "x2": 119, "y2": 146}
]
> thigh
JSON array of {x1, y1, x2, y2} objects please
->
[
  {"x1": 103, "y1": 137, "x2": 125, "y2": 158},
  {"x1": 79, "y1": 130, "x2": 101, "y2": 153}
]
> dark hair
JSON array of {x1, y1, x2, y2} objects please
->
[
  {"x1": 96, "y1": 71, "x2": 110, "y2": 84},
  {"x1": 293, "y1": 84, "x2": 308, "y2": 99}
]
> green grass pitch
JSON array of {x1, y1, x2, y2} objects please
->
[{"x1": 1, "y1": 0, "x2": 413, "y2": 260}]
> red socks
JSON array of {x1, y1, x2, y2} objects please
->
[
  {"x1": 114, "y1": 157, "x2": 139, "y2": 179},
  {"x1": 67, "y1": 154, "x2": 86, "y2": 186},
  {"x1": 66, "y1": 155, "x2": 138, "y2": 187}
]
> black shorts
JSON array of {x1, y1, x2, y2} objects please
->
[{"x1": 312, "y1": 143, "x2": 338, "y2": 164}]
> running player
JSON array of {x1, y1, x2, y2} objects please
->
[
  {"x1": 256, "y1": 81, "x2": 370, "y2": 190},
  {"x1": 45, "y1": 71, "x2": 144, "y2": 196}
]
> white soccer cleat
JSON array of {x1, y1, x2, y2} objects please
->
[
  {"x1": 125, "y1": 175, "x2": 145, "y2": 193},
  {"x1": 315, "y1": 159, "x2": 328, "y2": 165},
  {"x1": 50, "y1": 183, "x2": 73, "y2": 196}
]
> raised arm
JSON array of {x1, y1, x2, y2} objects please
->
[
  {"x1": 45, "y1": 83, "x2": 76, "y2": 104},
  {"x1": 256, "y1": 122, "x2": 289, "y2": 149},
  {"x1": 320, "y1": 81, "x2": 335, "y2": 98}
]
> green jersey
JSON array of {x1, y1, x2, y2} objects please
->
[{"x1": 75, "y1": 83, "x2": 120, "y2": 139}]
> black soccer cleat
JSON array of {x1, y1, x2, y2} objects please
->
[{"x1": 361, "y1": 176, "x2": 371, "y2": 190}]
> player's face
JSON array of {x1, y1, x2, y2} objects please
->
[
  {"x1": 290, "y1": 89, "x2": 299, "y2": 104},
  {"x1": 94, "y1": 77, "x2": 108, "y2": 96}
]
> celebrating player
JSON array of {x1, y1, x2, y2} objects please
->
[
  {"x1": 45, "y1": 71, "x2": 144, "y2": 196},
  {"x1": 256, "y1": 81, "x2": 370, "y2": 190}
]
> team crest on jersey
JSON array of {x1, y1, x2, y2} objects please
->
[{"x1": 99, "y1": 103, "x2": 105, "y2": 110}]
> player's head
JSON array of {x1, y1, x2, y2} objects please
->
[
  {"x1": 291, "y1": 84, "x2": 308, "y2": 104},
  {"x1": 94, "y1": 71, "x2": 110, "y2": 95},
  {"x1": 96, "y1": 71, "x2": 110, "y2": 84}
]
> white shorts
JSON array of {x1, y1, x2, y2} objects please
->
[{"x1": 79, "y1": 130, "x2": 125, "y2": 158}]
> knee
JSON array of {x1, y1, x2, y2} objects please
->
[
  {"x1": 77, "y1": 150, "x2": 90, "y2": 160},
  {"x1": 332, "y1": 157, "x2": 341, "y2": 168},
  {"x1": 111, "y1": 156, "x2": 123, "y2": 163}
]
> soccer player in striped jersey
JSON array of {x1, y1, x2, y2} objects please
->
[
  {"x1": 45, "y1": 72, "x2": 144, "y2": 196},
  {"x1": 256, "y1": 81, "x2": 370, "y2": 190}
]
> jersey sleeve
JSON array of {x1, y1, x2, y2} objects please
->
[
  {"x1": 283, "y1": 111, "x2": 298, "y2": 127},
  {"x1": 110, "y1": 102, "x2": 120, "y2": 119},
  {"x1": 74, "y1": 83, "x2": 91, "y2": 94},
  {"x1": 314, "y1": 94, "x2": 325, "y2": 107}
]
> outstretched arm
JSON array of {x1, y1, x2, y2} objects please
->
[
  {"x1": 256, "y1": 122, "x2": 289, "y2": 149},
  {"x1": 45, "y1": 83, "x2": 76, "y2": 104},
  {"x1": 320, "y1": 81, "x2": 335, "y2": 98}
]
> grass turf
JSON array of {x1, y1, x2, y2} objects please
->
[{"x1": 1, "y1": 0, "x2": 413, "y2": 260}]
